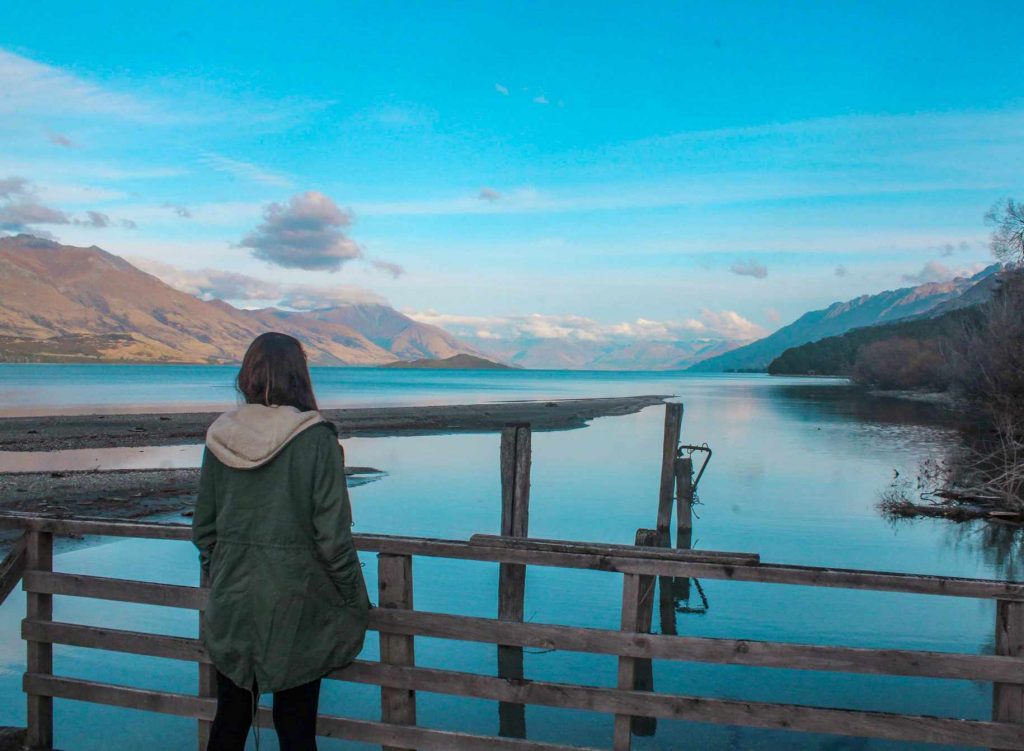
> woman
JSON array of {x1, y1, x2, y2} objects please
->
[{"x1": 193, "y1": 332, "x2": 369, "y2": 751}]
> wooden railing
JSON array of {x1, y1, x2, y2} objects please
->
[{"x1": 2, "y1": 513, "x2": 1024, "y2": 750}]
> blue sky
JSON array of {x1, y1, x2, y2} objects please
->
[{"x1": 1, "y1": 1, "x2": 1022, "y2": 343}]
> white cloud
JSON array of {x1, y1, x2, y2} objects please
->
[
  {"x1": 199, "y1": 152, "x2": 292, "y2": 187},
  {"x1": 370, "y1": 259, "x2": 404, "y2": 278},
  {"x1": 0, "y1": 48, "x2": 154, "y2": 120},
  {"x1": 901, "y1": 260, "x2": 988, "y2": 285},
  {"x1": 239, "y1": 191, "x2": 362, "y2": 271},
  {"x1": 406, "y1": 309, "x2": 764, "y2": 344},
  {"x1": 532, "y1": 95, "x2": 549, "y2": 105},
  {"x1": 730, "y1": 259, "x2": 768, "y2": 279},
  {"x1": 477, "y1": 187, "x2": 502, "y2": 202},
  {"x1": 131, "y1": 258, "x2": 385, "y2": 308},
  {"x1": 495, "y1": 83, "x2": 509, "y2": 96},
  {"x1": 47, "y1": 132, "x2": 75, "y2": 148}
]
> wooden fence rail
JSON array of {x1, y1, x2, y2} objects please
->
[{"x1": 2, "y1": 513, "x2": 1024, "y2": 750}]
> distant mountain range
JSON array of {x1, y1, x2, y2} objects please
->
[
  {"x1": 689, "y1": 265, "x2": 1001, "y2": 372},
  {"x1": 0, "y1": 235, "x2": 480, "y2": 365},
  {"x1": 468, "y1": 335, "x2": 743, "y2": 371},
  {"x1": 382, "y1": 354, "x2": 514, "y2": 370},
  {"x1": 0, "y1": 234, "x2": 1001, "y2": 372}
]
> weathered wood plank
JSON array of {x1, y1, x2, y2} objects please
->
[
  {"x1": 22, "y1": 674, "x2": 601, "y2": 751},
  {"x1": 470, "y1": 534, "x2": 758, "y2": 565},
  {"x1": 368, "y1": 608, "x2": 1024, "y2": 683},
  {"x1": 6, "y1": 514, "x2": 1024, "y2": 600},
  {"x1": 21, "y1": 620, "x2": 1024, "y2": 748},
  {"x1": 332, "y1": 661, "x2": 1024, "y2": 749},
  {"x1": 23, "y1": 570, "x2": 205, "y2": 609},
  {"x1": 0, "y1": 533, "x2": 26, "y2": 606},
  {"x1": 378, "y1": 554, "x2": 416, "y2": 751},
  {"x1": 24, "y1": 531, "x2": 52, "y2": 751},
  {"x1": 995, "y1": 599, "x2": 1024, "y2": 741},
  {"x1": 22, "y1": 619, "x2": 208, "y2": 662},
  {"x1": 655, "y1": 404, "x2": 683, "y2": 544},
  {"x1": 26, "y1": 605, "x2": 1024, "y2": 685}
]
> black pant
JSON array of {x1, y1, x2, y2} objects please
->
[{"x1": 207, "y1": 670, "x2": 321, "y2": 751}]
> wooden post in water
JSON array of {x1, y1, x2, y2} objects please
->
[
  {"x1": 673, "y1": 456, "x2": 695, "y2": 602},
  {"x1": 378, "y1": 553, "x2": 416, "y2": 751},
  {"x1": 630, "y1": 529, "x2": 659, "y2": 738},
  {"x1": 993, "y1": 598, "x2": 1024, "y2": 741},
  {"x1": 498, "y1": 424, "x2": 531, "y2": 739},
  {"x1": 656, "y1": 403, "x2": 683, "y2": 636},
  {"x1": 25, "y1": 529, "x2": 53, "y2": 751},
  {"x1": 197, "y1": 569, "x2": 215, "y2": 750},
  {"x1": 655, "y1": 404, "x2": 683, "y2": 546}
]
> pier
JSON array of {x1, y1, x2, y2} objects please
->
[{"x1": 1, "y1": 404, "x2": 1023, "y2": 749}]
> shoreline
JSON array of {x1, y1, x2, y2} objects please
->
[
  {"x1": 0, "y1": 466, "x2": 384, "y2": 541},
  {"x1": 0, "y1": 395, "x2": 669, "y2": 452}
]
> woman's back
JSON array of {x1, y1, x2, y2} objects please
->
[{"x1": 194, "y1": 403, "x2": 369, "y2": 695}]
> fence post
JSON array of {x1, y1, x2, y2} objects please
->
[
  {"x1": 994, "y1": 599, "x2": 1024, "y2": 734},
  {"x1": 630, "y1": 529, "x2": 659, "y2": 738},
  {"x1": 673, "y1": 456, "x2": 695, "y2": 602},
  {"x1": 498, "y1": 424, "x2": 531, "y2": 738},
  {"x1": 378, "y1": 553, "x2": 416, "y2": 751},
  {"x1": 613, "y1": 573, "x2": 645, "y2": 751},
  {"x1": 25, "y1": 529, "x2": 53, "y2": 750},
  {"x1": 655, "y1": 404, "x2": 683, "y2": 546},
  {"x1": 197, "y1": 569, "x2": 215, "y2": 750}
]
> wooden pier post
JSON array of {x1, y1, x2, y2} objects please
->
[
  {"x1": 993, "y1": 598, "x2": 1024, "y2": 741},
  {"x1": 25, "y1": 529, "x2": 53, "y2": 751},
  {"x1": 498, "y1": 424, "x2": 531, "y2": 739},
  {"x1": 655, "y1": 404, "x2": 683, "y2": 546},
  {"x1": 629, "y1": 529, "x2": 659, "y2": 738},
  {"x1": 378, "y1": 553, "x2": 416, "y2": 751},
  {"x1": 673, "y1": 456, "x2": 695, "y2": 602},
  {"x1": 197, "y1": 569, "x2": 215, "y2": 750}
]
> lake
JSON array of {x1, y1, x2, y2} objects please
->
[{"x1": 0, "y1": 363, "x2": 1005, "y2": 750}]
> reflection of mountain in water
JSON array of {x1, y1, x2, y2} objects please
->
[{"x1": 765, "y1": 383, "x2": 959, "y2": 429}]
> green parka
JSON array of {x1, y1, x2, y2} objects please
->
[{"x1": 192, "y1": 404, "x2": 369, "y2": 693}]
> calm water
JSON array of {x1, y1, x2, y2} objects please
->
[{"x1": 0, "y1": 364, "x2": 1004, "y2": 750}]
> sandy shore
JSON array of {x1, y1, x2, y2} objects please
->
[
  {"x1": 0, "y1": 395, "x2": 669, "y2": 452},
  {"x1": 0, "y1": 466, "x2": 384, "y2": 534},
  {"x1": 0, "y1": 396, "x2": 667, "y2": 539}
]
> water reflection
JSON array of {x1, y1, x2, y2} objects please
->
[{"x1": 0, "y1": 372, "x2": 1010, "y2": 749}]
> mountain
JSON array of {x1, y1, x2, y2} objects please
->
[
  {"x1": 689, "y1": 266, "x2": 1001, "y2": 372},
  {"x1": 381, "y1": 354, "x2": 514, "y2": 370},
  {"x1": 469, "y1": 336, "x2": 749, "y2": 371},
  {"x1": 0, "y1": 235, "x2": 479, "y2": 365},
  {"x1": 766, "y1": 305, "x2": 984, "y2": 377}
]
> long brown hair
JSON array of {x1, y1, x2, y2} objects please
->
[{"x1": 236, "y1": 332, "x2": 319, "y2": 412}]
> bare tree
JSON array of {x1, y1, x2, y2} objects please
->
[{"x1": 986, "y1": 198, "x2": 1024, "y2": 267}]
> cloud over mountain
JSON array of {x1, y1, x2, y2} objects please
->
[
  {"x1": 239, "y1": 191, "x2": 362, "y2": 271},
  {"x1": 132, "y1": 258, "x2": 385, "y2": 309},
  {"x1": 407, "y1": 308, "x2": 764, "y2": 344}
]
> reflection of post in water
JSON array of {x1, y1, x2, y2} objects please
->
[
  {"x1": 497, "y1": 423, "x2": 530, "y2": 739},
  {"x1": 653, "y1": 402, "x2": 713, "y2": 636}
]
